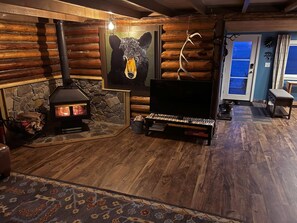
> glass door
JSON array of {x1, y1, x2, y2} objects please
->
[{"x1": 222, "y1": 35, "x2": 260, "y2": 101}]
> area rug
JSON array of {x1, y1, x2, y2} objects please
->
[{"x1": 0, "y1": 173, "x2": 242, "y2": 223}]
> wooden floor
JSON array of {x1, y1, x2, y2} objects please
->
[{"x1": 9, "y1": 104, "x2": 297, "y2": 223}]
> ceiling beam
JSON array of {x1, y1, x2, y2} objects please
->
[
  {"x1": 187, "y1": 0, "x2": 206, "y2": 15},
  {"x1": 0, "y1": 0, "x2": 112, "y2": 21},
  {"x1": 284, "y1": 1, "x2": 297, "y2": 12},
  {"x1": 226, "y1": 19, "x2": 297, "y2": 32},
  {"x1": 0, "y1": 2, "x2": 86, "y2": 22},
  {"x1": 242, "y1": 0, "x2": 250, "y2": 13},
  {"x1": 121, "y1": 0, "x2": 175, "y2": 17},
  {"x1": 58, "y1": 0, "x2": 143, "y2": 18}
]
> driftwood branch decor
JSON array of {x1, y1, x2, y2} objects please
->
[{"x1": 177, "y1": 31, "x2": 202, "y2": 80}]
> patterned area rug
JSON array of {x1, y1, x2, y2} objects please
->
[{"x1": 0, "y1": 173, "x2": 242, "y2": 223}]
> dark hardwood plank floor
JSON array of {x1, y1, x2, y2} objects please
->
[{"x1": 9, "y1": 104, "x2": 297, "y2": 223}]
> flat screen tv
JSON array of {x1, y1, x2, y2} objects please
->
[{"x1": 150, "y1": 79, "x2": 213, "y2": 119}]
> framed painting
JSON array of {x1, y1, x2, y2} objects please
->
[{"x1": 101, "y1": 25, "x2": 161, "y2": 96}]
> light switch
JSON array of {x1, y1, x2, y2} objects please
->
[{"x1": 265, "y1": 62, "x2": 271, "y2": 68}]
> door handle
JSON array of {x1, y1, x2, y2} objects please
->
[{"x1": 250, "y1": 63, "x2": 254, "y2": 69}]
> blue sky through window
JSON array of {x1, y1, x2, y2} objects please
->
[
  {"x1": 285, "y1": 46, "x2": 297, "y2": 74},
  {"x1": 232, "y1": 42, "x2": 252, "y2": 59}
]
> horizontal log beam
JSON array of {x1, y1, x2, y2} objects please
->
[
  {"x1": 161, "y1": 50, "x2": 213, "y2": 60},
  {"x1": 66, "y1": 37, "x2": 99, "y2": 44},
  {"x1": 0, "y1": 2, "x2": 86, "y2": 22},
  {"x1": 67, "y1": 43, "x2": 99, "y2": 51},
  {"x1": 116, "y1": 15, "x2": 215, "y2": 25},
  {"x1": 0, "y1": 42, "x2": 57, "y2": 50},
  {"x1": 226, "y1": 19, "x2": 297, "y2": 32},
  {"x1": 0, "y1": 58, "x2": 60, "y2": 70},
  {"x1": 130, "y1": 96, "x2": 150, "y2": 105},
  {"x1": 0, "y1": 65, "x2": 60, "y2": 80},
  {"x1": 0, "y1": 0, "x2": 111, "y2": 21},
  {"x1": 163, "y1": 22, "x2": 215, "y2": 31},
  {"x1": 131, "y1": 112, "x2": 150, "y2": 118},
  {"x1": 68, "y1": 51, "x2": 100, "y2": 59},
  {"x1": 161, "y1": 61, "x2": 212, "y2": 71},
  {"x1": 0, "y1": 50, "x2": 59, "y2": 59},
  {"x1": 65, "y1": 28, "x2": 99, "y2": 36},
  {"x1": 69, "y1": 59, "x2": 101, "y2": 68},
  {"x1": 162, "y1": 71, "x2": 211, "y2": 80},
  {"x1": 0, "y1": 22, "x2": 56, "y2": 34},
  {"x1": 0, "y1": 75, "x2": 61, "y2": 89},
  {"x1": 70, "y1": 69, "x2": 101, "y2": 76},
  {"x1": 163, "y1": 41, "x2": 213, "y2": 50},
  {"x1": 131, "y1": 104, "x2": 150, "y2": 113},
  {"x1": 161, "y1": 31, "x2": 213, "y2": 42},
  {"x1": 0, "y1": 33, "x2": 57, "y2": 42},
  {"x1": 60, "y1": 0, "x2": 143, "y2": 19},
  {"x1": 70, "y1": 75, "x2": 102, "y2": 80}
]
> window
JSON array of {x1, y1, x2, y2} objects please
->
[{"x1": 285, "y1": 40, "x2": 297, "y2": 80}]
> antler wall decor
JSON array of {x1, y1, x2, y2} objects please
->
[{"x1": 177, "y1": 31, "x2": 202, "y2": 80}]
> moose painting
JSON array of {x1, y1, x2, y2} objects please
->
[{"x1": 105, "y1": 29, "x2": 157, "y2": 94}]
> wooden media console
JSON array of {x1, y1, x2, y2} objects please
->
[{"x1": 145, "y1": 113, "x2": 215, "y2": 145}]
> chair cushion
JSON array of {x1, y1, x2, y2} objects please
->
[{"x1": 269, "y1": 89, "x2": 294, "y2": 99}]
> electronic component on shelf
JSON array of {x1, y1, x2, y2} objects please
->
[{"x1": 146, "y1": 113, "x2": 215, "y2": 127}]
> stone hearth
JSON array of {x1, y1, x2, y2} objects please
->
[
  {"x1": 6, "y1": 120, "x2": 127, "y2": 148},
  {"x1": 3, "y1": 78, "x2": 128, "y2": 147}
]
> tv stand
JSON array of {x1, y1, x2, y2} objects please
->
[{"x1": 145, "y1": 113, "x2": 215, "y2": 145}]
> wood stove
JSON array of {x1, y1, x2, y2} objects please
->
[
  {"x1": 49, "y1": 20, "x2": 90, "y2": 133},
  {"x1": 50, "y1": 85, "x2": 90, "y2": 133}
]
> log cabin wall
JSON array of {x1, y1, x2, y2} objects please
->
[
  {"x1": 161, "y1": 20, "x2": 215, "y2": 81},
  {"x1": 64, "y1": 22, "x2": 102, "y2": 78},
  {"x1": 126, "y1": 17, "x2": 223, "y2": 119},
  {"x1": 0, "y1": 19, "x2": 60, "y2": 85},
  {"x1": 0, "y1": 19, "x2": 126, "y2": 125}
]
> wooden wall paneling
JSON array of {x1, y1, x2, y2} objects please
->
[
  {"x1": 161, "y1": 61, "x2": 212, "y2": 71},
  {"x1": 0, "y1": 21, "x2": 56, "y2": 34},
  {"x1": 0, "y1": 19, "x2": 60, "y2": 84},
  {"x1": 0, "y1": 64, "x2": 61, "y2": 80},
  {"x1": 130, "y1": 96, "x2": 150, "y2": 118},
  {"x1": 0, "y1": 42, "x2": 57, "y2": 50},
  {"x1": 70, "y1": 69, "x2": 101, "y2": 76},
  {"x1": 162, "y1": 22, "x2": 216, "y2": 31},
  {"x1": 68, "y1": 59, "x2": 101, "y2": 68},
  {"x1": 68, "y1": 51, "x2": 100, "y2": 59},
  {"x1": 67, "y1": 43, "x2": 100, "y2": 51},
  {"x1": 161, "y1": 20, "x2": 215, "y2": 81},
  {"x1": 0, "y1": 58, "x2": 60, "y2": 71},
  {"x1": 65, "y1": 36, "x2": 99, "y2": 44},
  {"x1": 0, "y1": 50, "x2": 59, "y2": 59},
  {"x1": 163, "y1": 41, "x2": 213, "y2": 50},
  {"x1": 65, "y1": 22, "x2": 102, "y2": 78},
  {"x1": 161, "y1": 31, "x2": 213, "y2": 42},
  {"x1": 161, "y1": 49, "x2": 213, "y2": 60},
  {"x1": 130, "y1": 96, "x2": 150, "y2": 105},
  {"x1": 0, "y1": 33, "x2": 56, "y2": 42},
  {"x1": 162, "y1": 72, "x2": 211, "y2": 80}
]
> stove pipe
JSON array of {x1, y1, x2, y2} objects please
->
[{"x1": 55, "y1": 20, "x2": 71, "y2": 86}]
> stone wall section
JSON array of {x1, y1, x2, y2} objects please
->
[{"x1": 4, "y1": 79, "x2": 125, "y2": 124}]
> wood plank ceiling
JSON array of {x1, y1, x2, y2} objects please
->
[
  {"x1": 0, "y1": 0, "x2": 296, "y2": 22},
  {"x1": 58, "y1": 0, "x2": 297, "y2": 18}
]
